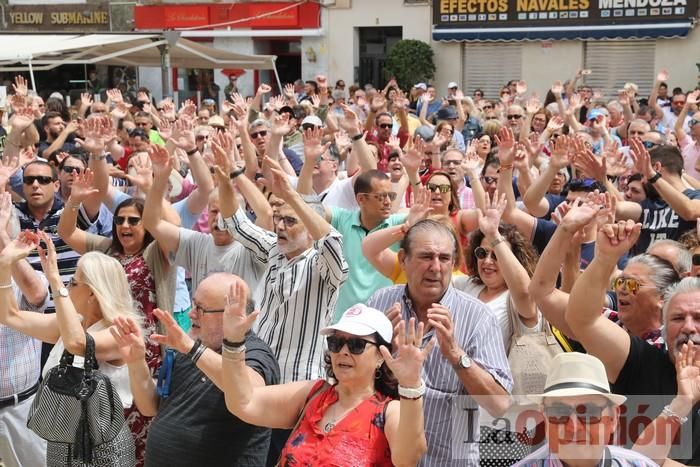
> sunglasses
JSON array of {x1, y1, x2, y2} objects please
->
[
  {"x1": 115, "y1": 215, "x2": 142, "y2": 226},
  {"x1": 272, "y1": 214, "x2": 298, "y2": 227},
  {"x1": 485, "y1": 116, "x2": 499, "y2": 120},
  {"x1": 482, "y1": 176, "x2": 498, "y2": 185},
  {"x1": 23, "y1": 175, "x2": 54, "y2": 185},
  {"x1": 543, "y1": 403, "x2": 611, "y2": 425},
  {"x1": 693, "y1": 254, "x2": 700, "y2": 266},
  {"x1": 250, "y1": 130, "x2": 268, "y2": 139},
  {"x1": 611, "y1": 277, "x2": 655, "y2": 295},
  {"x1": 196, "y1": 135, "x2": 209, "y2": 142},
  {"x1": 379, "y1": 123, "x2": 393, "y2": 129},
  {"x1": 506, "y1": 114, "x2": 523, "y2": 120},
  {"x1": 642, "y1": 141, "x2": 658, "y2": 149},
  {"x1": 482, "y1": 105, "x2": 493, "y2": 110},
  {"x1": 690, "y1": 119, "x2": 700, "y2": 127},
  {"x1": 193, "y1": 302, "x2": 225, "y2": 315},
  {"x1": 301, "y1": 123, "x2": 319, "y2": 131},
  {"x1": 327, "y1": 335, "x2": 377, "y2": 355},
  {"x1": 474, "y1": 246, "x2": 497, "y2": 261},
  {"x1": 62, "y1": 166, "x2": 83, "y2": 175},
  {"x1": 427, "y1": 183, "x2": 451, "y2": 193},
  {"x1": 361, "y1": 192, "x2": 397, "y2": 202}
]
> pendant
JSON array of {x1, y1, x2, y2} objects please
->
[{"x1": 323, "y1": 421, "x2": 334, "y2": 433}]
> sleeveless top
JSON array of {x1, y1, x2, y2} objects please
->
[{"x1": 279, "y1": 380, "x2": 393, "y2": 467}]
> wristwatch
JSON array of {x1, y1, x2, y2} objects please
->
[
  {"x1": 56, "y1": 286, "x2": 69, "y2": 298},
  {"x1": 452, "y1": 354, "x2": 472, "y2": 371},
  {"x1": 647, "y1": 172, "x2": 662, "y2": 184}
]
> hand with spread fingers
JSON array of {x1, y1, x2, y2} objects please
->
[
  {"x1": 151, "y1": 308, "x2": 194, "y2": 354},
  {"x1": 110, "y1": 316, "x2": 147, "y2": 364},
  {"x1": 0, "y1": 230, "x2": 40, "y2": 266},
  {"x1": 68, "y1": 169, "x2": 99, "y2": 204},
  {"x1": 379, "y1": 317, "x2": 435, "y2": 388},
  {"x1": 222, "y1": 280, "x2": 259, "y2": 343}
]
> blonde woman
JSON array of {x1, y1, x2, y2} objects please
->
[{"x1": 0, "y1": 231, "x2": 139, "y2": 466}]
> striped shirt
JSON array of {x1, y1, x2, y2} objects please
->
[
  {"x1": 223, "y1": 209, "x2": 348, "y2": 383},
  {"x1": 0, "y1": 275, "x2": 49, "y2": 397},
  {"x1": 15, "y1": 200, "x2": 80, "y2": 312},
  {"x1": 367, "y1": 284, "x2": 513, "y2": 467},
  {"x1": 513, "y1": 443, "x2": 658, "y2": 466}
]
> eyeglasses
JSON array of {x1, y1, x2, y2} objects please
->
[
  {"x1": 443, "y1": 159, "x2": 462, "y2": 166},
  {"x1": 361, "y1": 192, "x2": 397, "y2": 202},
  {"x1": 482, "y1": 104, "x2": 493, "y2": 110},
  {"x1": 23, "y1": 175, "x2": 54, "y2": 185},
  {"x1": 315, "y1": 155, "x2": 334, "y2": 164},
  {"x1": 196, "y1": 135, "x2": 209, "y2": 142},
  {"x1": 693, "y1": 254, "x2": 700, "y2": 266},
  {"x1": 427, "y1": 182, "x2": 451, "y2": 193},
  {"x1": 690, "y1": 119, "x2": 700, "y2": 127},
  {"x1": 272, "y1": 214, "x2": 299, "y2": 227},
  {"x1": 115, "y1": 216, "x2": 142, "y2": 226},
  {"x1": 611, "y1": 277, "x2": 656, "y2": 295},
  {"x1": 642, "y1": 141, "x2": 659, "y2": 149},
  {"x1": 327, "y1": 335, "x2": 377, "y2": 355},
  {"x1": 543, "y1": 403, "x2": 611, "y2": 425},
  {"x1": 193, "y1": 301, "x2": 225, "y2": 315},
  {"x1": 62, "y1": 166, "x2": 83, "y2": 175},
  {"x1": 250, "y1": 130, "x2": 268, "y2": 139},
  {"x1": 485, "y1": 116, "x2": 499, "y2": 120},
  {"x1": 481, "y1": 176, "x2": 498, "y2": 185},
  {"x1": 506, "y1": 114, "x2": 523, "y2": 120},
  {"x1": 378, "y1": 123, "x2": 393, "y2": 129},
  {"x1": 474, "y1": 246, "x2": 497, "y2": 261}
]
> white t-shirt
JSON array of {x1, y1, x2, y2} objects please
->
[
  {"x1": 175, "y1": 228, "x2": 265, "y2": 293},
  {"x1": 43, "y1": 320, "x2": 132, "y2": 408},
  {"x1": 319, "y1": 176, "x2": 358, "y2": 210},
  {"x1": 454, "y1": 276, "x2": 542, "y2": 350}
]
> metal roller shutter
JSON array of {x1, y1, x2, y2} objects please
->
[
  {"x1": 583, "y1": 41, "x2": 656, "y2": 100},
  {"x1": 462, "y1": 43, "x2": 522, "y2": 101}
]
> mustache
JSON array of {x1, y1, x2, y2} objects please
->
[{"x1": 674, "y1": 333, "x2": 700, "y2": 351}]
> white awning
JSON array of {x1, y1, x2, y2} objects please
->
[{"x1": 0, "y1": 33, "x2": 276, "y2": 71}]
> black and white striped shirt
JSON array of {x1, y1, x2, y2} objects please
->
[
  {"x1": 223, "y1": 209, "x2": 348, "y2": 383},
  {"x1": 367, "y1": 284, "x2": 513, "y2": 467}
]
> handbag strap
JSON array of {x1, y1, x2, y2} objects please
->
[
  {"x1": 506, "y1": 292, "x2": 558, "y2": 344},
  {"x1": 83, "y1": 332, "x2": 98, "y2": 373}
]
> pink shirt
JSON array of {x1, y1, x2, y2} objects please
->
[{"x1": 680, "y1": 134, "x2": 700, "y2": 181}]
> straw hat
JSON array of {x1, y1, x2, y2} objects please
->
[{"x1": 528, "y1": 353, "x2": 626, "y2": 406}]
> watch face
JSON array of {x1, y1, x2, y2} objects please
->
[
  {"x1": 58, "y1": 287, "x2": 69, "y2": 298},
  {"x1": 460, "y1": 355, "x2": 471, "y2": 368}
]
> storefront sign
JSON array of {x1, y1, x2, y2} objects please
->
[
  {"x1": 134, "y1": 5, "x2": 209, "y2": 29},
  {"x1": 434, "y1": 0, "x2": 697, "y2": 27},
  {"x1": 4, "y1": 3, "x2": 110, "y2": 31}
]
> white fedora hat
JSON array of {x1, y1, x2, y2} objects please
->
[{"x1": 528, "y1": 353, "x2": 626, "y2": 406}]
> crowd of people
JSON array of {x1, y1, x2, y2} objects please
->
[{"x1": 0, "y1": 68, "x2": 699, "y2": 467}]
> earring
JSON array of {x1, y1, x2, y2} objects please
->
[{"x1": 375, "y1": 362, "x2": 383, "y2": 379}]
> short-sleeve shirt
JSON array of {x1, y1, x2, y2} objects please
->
[
  {"x1": 611, "y1": 336, "x2": 700, "y2": 464},
  {"x1": 330, "y1": 209, "x2": 406, "y2": 321},
  {"x1": 679, "y1": 133, "x2": 700, "y2": 181},
  {"x1": 634, "y1": 189, "x2": 700, "y2": 255},
  {"x1": 145, "y1": 334, "x2": 280, "y2": 467},
  {"x1": 174, "y1": 228, "x2": 265, "y2": 293},
  {"x1": 318, "y1": 177, "x2": 358, "y2": 210}
]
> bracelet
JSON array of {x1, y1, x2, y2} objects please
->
[
  {"x1": 229, "y1": 168, "x2": 245, "y2": 180},
  {"x1": 222, "y1": 337, "x2": 246, "y2": 348},
  {"x1": 351, "y1": 133, "x2": 364, "y2": 142},
  {"x1": 500, "y1": 163, "x2": 514, "y2": 170},
  {"x1": 398, "y1": 379, "x2": 426, "y2": 400},
  {"x1": 489, "y1": 236, "x2": 506, "y2": 248},
  {"x1": 647, "y1": 172, "x2": 662, "y2": 184},
  {"x1": 186, "y1": 148, "x2": 199, "y2": 157},
  {"x1": 0, "y1": 283, "x2": 12, "y2": 289},
  {"x1": 191, "y1": 342, "x2": 207, "y2": 365},
  {"x1": 222, "y1": 343, "x2": 247, "y2": 355},
  {"x1": 662, "y1": 404, "x2": 689, "y2": 424},
  {"x1": 187, "y1": 338, "x2": 203, "y2": 361},
  {"x1": 67, "y1": 202, "x2": 81, "y2": 211},
  {"x1": 222, "y1": 347, "x2": 246, "y2": 361},
  {"x1": 90, "y1": 153, "x2": 107, "y2": 161}
]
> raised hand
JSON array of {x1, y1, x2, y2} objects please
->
[
  {"x1": 657, "y1": 70, "x2": 669, "y2": 82},
  {"x1": 158, "y1": 118, "x2": 173, "y2": 141},
  {"x1": 494, "y1": 127, "x2": 516, "y2": 164},
  {"x1": 0, "y1": 192, "x2": 13, "y2": 235},
  {"x1": 80, "y1": 93, "x2": 93, "y2": 109},
  {"x1": 303, "y1": 127, "x2": 331, "y2": 162},
  {"x1": 596, "y1": 220, "x2": 641, "y2": 258},
  {"x1": 151, "y1": 308, "x2": 194, "y2": 354},
  {"x1": 268, "y1": 95, "x2": 285, "y2": 112},
  {"x1": 18, "y1": 147, "x2": 36, "y2": 167},
  {"x1": 675, "y1": 341, "x2": 700, "y2": 405},
  {"x1": 426, "y1": 303, "x2": 462, "y2": 365},
  {"x1": 170, "y1": 117, "x2": 196, "y2": 151},
  {"x1": 569, "y1": 93, "x2": 582, "y2": 110},
  {"x1": 36, "y1": 231, "x2": 60, "y2": 280},
  {"x1": 516, "y1": 80, "x2": 527, "y2": 95},
  {"x1": 310, "y1": 94, "x2": 321, "y2": 109},
  {"x1": 260, "y1": 156, "x2": 294, "y2": 199},
  {"x1": 400, "y1": 138, "x2": 423, "y2": 175},
  {"x1": 222, "y1": 280, "x2": 259, "y2": 343},
  {"x1": 110, "y1": 316, "x2": 146, "y2": 364},
  {"x1": 477, "y1": 190, "x2": 506, "y2": 238},
  {"x1": 106, "y1": 88, "x2": 123, "y2": 104},
  {"x1": 111, "y1": 102, "x2": 131, "y2": 120},
  {"x1": 370, "y1": 95, "x2": 387, "y2": 112},
  {"x1": 407, "y1": 185, "x2": 433, "y2": 227},
  {"x1": 179, "y1": 99, "x2": 196, "y2": 118},
  {"x1": 283, "y1": 83, "x2": 295, "y2": 99},
  {"x1": 525, "y1": 94, "x2": 540, "y2": 115},
  {"x1": 629, "y1": 137, "x2": 655, "y2": 179},
  {"x1": 334, "y1": 130, "x2": 351, "y2": 152},
  {"x1": 384, "y1": 303, "x2": 403, "y2": 351},
  {"x1": 0, "y1": 230, "x2": 40, "y2": 265},
  {"x1": 0, "y1": 151, "x2": 20, "y2": 189},
  {"x1": 551, "y1": 80, "x2": 564, "y2": 95},
  {"x1": 77, "y1": 117, "x2": 106, "y2": 155},
  {"x1": 687, "y1": 90, "x2": 700, "y2": 106},
  {"x1": 379, "y1": 317, "x2": 435, "y2": 388},
  {"x1": 387, "y1": 134, "x2": 402, "y2": 152},
  {"x1": 338, "y1": 104, "x2": 361, "y2": 135},
  {"x1": 572, "y1": 147, "x2": 606, "y2": 182},
  {"x1": 550, "y1": 134, "x2": 571, "y2": 169},
  {"x1": 12, "y1": 75, "x2": 28, "y2": 97},
  {"x1": 257, "y1": 83, "x2": 272, "y2": 95},
  {"x1": 148, "y1": 144, "x2": 173, "y2": 179},
  {"x1": 10, "y1": 107, "x2": 35, "y2": 132},
  {"x1": 69, "y1": 169, "x2": 99, "y2": 203},
  {"x1": 271, "y1": 113, "x2": 292, "y2": 137}
]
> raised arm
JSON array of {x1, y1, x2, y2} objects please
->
[
  {"x1": 648, "y1": 70, "x2": 667, "y2": 120},
  {"x1": 565, "y1": 221, "x2": 639, "y2": 382},
  {"x1": 142, "y1": 145, "x2": 181, "y2": 260},
  {"x1": 523, "y1": 134, "x2": 571, "y2": 217},
  {"x1": 56, "y1": 169, "x2": 100, "y2": 255},
  {"x1": 296, "y1": 126, "x2": 329, "y2": 196},
  {"x1": 675, "y1": 90, "x2": 698, "y2": 143},
  {"x1": 170, "y1": 116, "x2": 214, "y2": 216}
]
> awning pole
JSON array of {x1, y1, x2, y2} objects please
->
[
  {"x1": 272, "y1": 57, "x2": 282, "y2": 94},
  {"x1": 28, "y1": 59, "x2": 36, "y2": 93},
  {"x1": 160, "y1": 45, "x2": 172, "y2": 98}
]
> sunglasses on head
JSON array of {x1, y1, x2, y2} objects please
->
[
  {"x1": 379, "y1": 123, "x2": 393, "y2": 129},
  {"x1": 327, "y1": 334, "x2": 377, "y2": 355},
  {"x1": 474, "y1": 246, "x2": 497, "y2": 261},
  {"x1": 62, "y1": 166, "x2": 82, "y2": 175},
  {"x1": 115, "y1": 215, "x2": 141, "y2": 226},
  {"x1": 250, "y1": 130, "x2": 268, "y2": 139},
  {"x1": 611, "y1": 277, "x2": 653, "y2": 295},
  {"x1": 427, "y1": 182, "x2": 451, "y2": 193},
  {"x1": 543, "y1": 403, "x2": 611, "y2": 425},
  {"x1": 23, "y1": 175, "x2": 54, "y2": 185}
]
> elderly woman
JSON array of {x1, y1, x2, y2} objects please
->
[
  {"x1": 219, "y1": 279, "x2": 433, "y2": 467},
  {"x1": 0, "y1": 231, "x2": 138, "y2": 465}
]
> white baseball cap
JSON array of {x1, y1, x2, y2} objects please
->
[
  {"x1": 301, "y1": 115, "x2": 323, "y2": 128},
  {"x1": 413, "y1": 83, "x2": 427, "y2": 91},
  {"x1": 320, "y1": 304, "x2": 393, "y2": 343},
  {"x1": 447, "y1": 81, "x2": 459, "y2": 89}
]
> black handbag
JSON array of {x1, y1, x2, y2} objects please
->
[{"x1": 27, "y1": 332, "x2": 135, "y2": 466}]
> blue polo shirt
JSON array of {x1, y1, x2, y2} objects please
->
[{"x1": 330, "y1": 208, "x2": 406, "y2": 322}]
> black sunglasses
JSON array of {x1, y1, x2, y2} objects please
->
[
  {"x1": 543, "y1": 403, "x2": 611, "y2": 425},
  {"x1": 115, "y1": 215, "x2": 141, "y2": 226},
  {"x1": 482, "y1": 175, "x2": 498, "y2": 185},
  {"x1": 692, "y1": 254, "x2": 700, "y2": 266},
  {"x1": 23, "y1": 175, "x2": 54, "y2": 185},
  {"x1": 327, "y1": 335, "x2": 377, "y2": 355},
  {"x1": 301, "y1": 123, "x2": 319, "y2": 131},
  {"x1": 62, "y1": 166, "x2": 83, "y2": 175},
  {"x1": 378, "y1": 123, "x2": 393, "y2": 129},
  {"x1": 474, "y1": 246, "x2": 497, "y2": 261},
  {"x1": 506, "y1": 114, "x2": 523, "y2": 120},
  {"x1": 250, "y1": 130, "x2": 268, "y2": 139}
]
